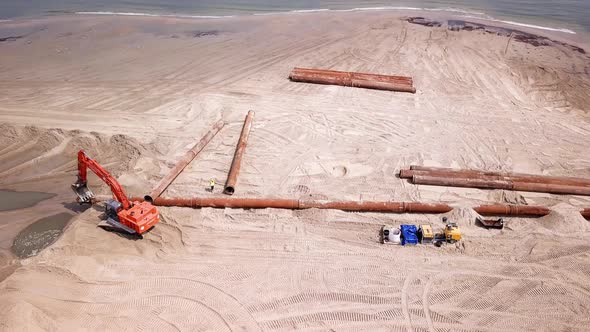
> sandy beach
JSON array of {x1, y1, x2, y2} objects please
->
[{"x1": 1, "y1": 10, "x2": 590, "y2": 330}]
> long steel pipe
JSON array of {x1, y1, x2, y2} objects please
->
[
  {"x1": 224, "y1": 111, "x2": 255, "y2": 195},
  {"x1": 289, "y1": 67, "x2": 416, "y2": 93},
  {"x1": 147, "y1": 119, "x2": 225, "y2": 201},
  {"x1": 130, "y1": 196, "x2": 560, "y2": 217},
  {"x1": 406, "y1": 166, "x2": 590, "y2": 187},
  {"x1": 413, "y1": 175, "x2": 590, "y2": 196},
  {"x1": 293, "y1": 67, "x2": 413, "y2": 84}
]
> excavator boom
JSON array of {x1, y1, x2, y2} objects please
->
[
  {"x1": 73, "y1": 150, "x2": 131, "y2": 209},
  {"x1": 72, "y1": 150, "x2": 159, "y2": 235}
]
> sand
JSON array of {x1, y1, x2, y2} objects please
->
[{"x1": 1, "y1": 10, "x2": 590, "y2": 331}]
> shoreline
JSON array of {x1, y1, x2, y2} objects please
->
[
  {"x1": 76, "y1": 8, "x2": 579, "y2": 35},
  {"x1": 1, "y1": 6, "x2": 584, "y2": 36},
  {"x1": 2, "y1": 10, "x2": 589, "y2": 50}
]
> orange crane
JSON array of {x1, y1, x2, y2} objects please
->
[{"x1": 72, "y1": 150, "x2": 160, "y2": 236}]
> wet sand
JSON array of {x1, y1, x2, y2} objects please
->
[
  {"x1": 0, "y1": 190, "x2": 56, "y2": 212},
  {"x1": 0, "y1": 11, "x2": 590, "y2": 331}
]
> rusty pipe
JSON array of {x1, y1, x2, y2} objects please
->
[
  {"x1": 402, "y1": 168, "x2": 583, "y2": 185},
  {"x1": 408, "y1": 166, "x2": 590, "y2": 187},
  {"x1": 146, "y1": 119, "x2": 225, "y2": 201},
  {"x1": 299, "y1": 200, "x2": 452, "y2": 213},
  {"x1": 292, "y1": 68, "x2": 413, "y2": 84},
  {"x1": 289, "y1": 68, "x2": 415, "y2": 93},
  {"x1": 224, "y1": 111, "x2": 254, "y2": 195},
  {"x1": 412, "y1": 175, "x2": 590, "y2": 196},
  {"x1": 582, "y1": 209, "x2": 590, "y2": 219},
  {"x1": 145, "y1": 197, "x2": 453, "y2": 213},
  {"x1": 290, "y1": 69, "x2": 413, "y2": 86},
  {"x1": 131, "y1": 196, "x2": 559, "y2": 217},
  {"x1": 351, "y1": 79, "x2": 417, "y2": 93},
  {"x1": 474, "y1": 204, "x2": 550, "y2": 216}
]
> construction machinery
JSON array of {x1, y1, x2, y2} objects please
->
[
  {"x1": 476, "y1": 216, "x2": 504, "y2": 229},
  {"x1": 72, "y1": 150, "x2": 160, "y2": 236},
  {"x1": 443, "y1": 222, "x2": 462, "y2": 243},
  {"x1": 382, "y1": 225, "x2": 401, "y2": 244},
  {"x1": 418, "y1": 224, "x2": 434, "y2": 243}
]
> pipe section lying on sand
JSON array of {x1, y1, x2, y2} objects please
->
[
  {"x1": 147, "y1": 119, "x2": 225, "y2": 201},
  {"x1": 412, "y1": 175, "x2": 590, "y2": 196},
  {"x1": 406, "y1": 165, "x2": 590, "y2": 187},
  {"x1": 289, "y1": 67, "x2": 416, "y2": 93},
  {"x1": 473, "y1": 205, "x2": 550, "y2": 216},
  {"x1": 131, "y1": 196, "x2": 558, "y2": 217},
  {"x1": 582, "y1": 209, "x2": 590, "y2": 219},
  {"x1": 224, "y1": 111, "x2": 254, "y2": 195}
]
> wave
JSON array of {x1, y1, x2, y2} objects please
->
[
  {"x1": 76, "y1": 7, "x2": 576, "y2": 34},
  {"x1": 76, "y1": 11, "x2": 234, "y2": 19},
  {"x1": 484, "y1": 18, "x2": 576, "y2": 34}
]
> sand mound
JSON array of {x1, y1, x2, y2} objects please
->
[
  {"x1": 441, "y1": 206, "x2": 482, "y2": 228},
  {"x1": 0, "y1": 124, "x2": 154, "y2": 189},
  {"x1": 537, "y1": 203, "x2": 590, "y2": 234}
]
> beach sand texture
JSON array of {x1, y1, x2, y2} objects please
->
[{"x1": 1, "y1": 12, "x2": 590, "y2": 331}]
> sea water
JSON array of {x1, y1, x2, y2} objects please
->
[{"x1": 0, "y1": 1, "x2": 588, "y2": 34}]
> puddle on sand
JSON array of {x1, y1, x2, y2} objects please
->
[
  {"x1": 11, "y1": 212, "x2": 74, "y2": 258},
  {"x1": 0, "y1": 189, "x2": 57, "y2": 211}
]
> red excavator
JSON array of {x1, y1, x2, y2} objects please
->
[{"x1": 72, "y1": 149, "x2": 159, "y2": 236}]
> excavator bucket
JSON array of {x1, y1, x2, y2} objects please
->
[{"x1": 72, "y1": 182, "x2": 95, "y2": 204}]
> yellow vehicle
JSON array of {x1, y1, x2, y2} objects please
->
[
  {"x1": 444, "y1": 222, "x2": 462, "y2": 243},
  {"x1": 419, "y1": 224, "x2": 434, "y2": 243}
]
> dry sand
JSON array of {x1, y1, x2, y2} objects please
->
[{"x1": 1, "y1": 11, "x2": 590, "y2": 331}]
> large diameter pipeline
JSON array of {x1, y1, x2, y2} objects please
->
[
  {"x1": 351, "y1": 79, "x2": 416, "y2": 93},
  {"x1": 289, "y1": 67, "x2": 415, "y2": 93},
  {"x1": 292, "y1": 67, "x2": 413, "y2": 85},
  {"x1": 147, "y1": 119, "x2": 225, "y2": 201},
  {"x1": 413, "y1": 175, "x2": 590, "y2": 196},
  {"x1": 582, "y1": 209, "x2": 590, "y2": 219},
  {"x1": 133, "y1": 196, "x2": 555, "y2": 217},
  {"x1": 299, "y1": 200, "x2": 452, "y2": 213},
  {"x1": 474, "y1": 205, "x2": 550, "y2": 216},
  {"x1": 407, "y1": 165, "x2": 590, "y2": 187},
  {"x1": 224, "y1": 111, "x2": 255, "y2": 195}
]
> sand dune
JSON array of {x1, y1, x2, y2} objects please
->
[{"x1": 0, "y1": 11, "x2": 590, "y2": 331}]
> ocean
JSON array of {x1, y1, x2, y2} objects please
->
[{"x1": 1, "y1": 0, "x2": 589, "y2": 34}]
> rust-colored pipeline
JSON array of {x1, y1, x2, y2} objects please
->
[
  {"x1": 224, "y1": 111, "x2": 254, "y2": 195},
  {"x1": 413, "y1": 175, "x2": 590, "y2": 196},
  {"x1": 582, "y1": 209, "x2": 590, "y2": 219},
  {"x1": 289, "y1": 67, "x2": 416, "y2": 93},
  {"x1": 293, "y1": 68, "x2": 413, "y2": 85},
  {"x1": 130, "y1": 196, "x2": 559, "y2": 217},
  {"x1": 147, "y1": 119, "x2": 224, "y2": 201},
  {"x1": 407, "y1": 165, "x2": 590, "y2": 187},
  {"x1": 299, "y1": 200, "x2": 453, "y2": 213},
  {"x1": 473, "y1": 205, "x2": 550, "y2": 216}
]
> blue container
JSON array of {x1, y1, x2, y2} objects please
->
[{"x1": 400, "y1": 224, "x2": 419, "y2": 245}]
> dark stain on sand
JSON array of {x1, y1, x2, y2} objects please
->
[
  {"x1": 11, "y1": 212, "x2": 74, "y2": 258},
  {"x1": 0, "y1": 189, "x2": 57, "y2": 211}
]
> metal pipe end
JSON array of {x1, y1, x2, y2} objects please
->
[
  {"x1": 399, "y1": 169, "x2": 413, "y2": 179},
  {"x1": 144, "y1": 195, "x2": 154, "y2": 203},
  {"x1": 223, "y1": 187, "x2": 235, "y2": 195}
]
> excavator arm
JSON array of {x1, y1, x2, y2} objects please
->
[{"x1": 73, "y1": 150, "x2": 131, "y2": 210}]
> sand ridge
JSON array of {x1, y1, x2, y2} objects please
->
[{"x1": 0, "y1": 11, "x2": 590, "y2": 331}]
